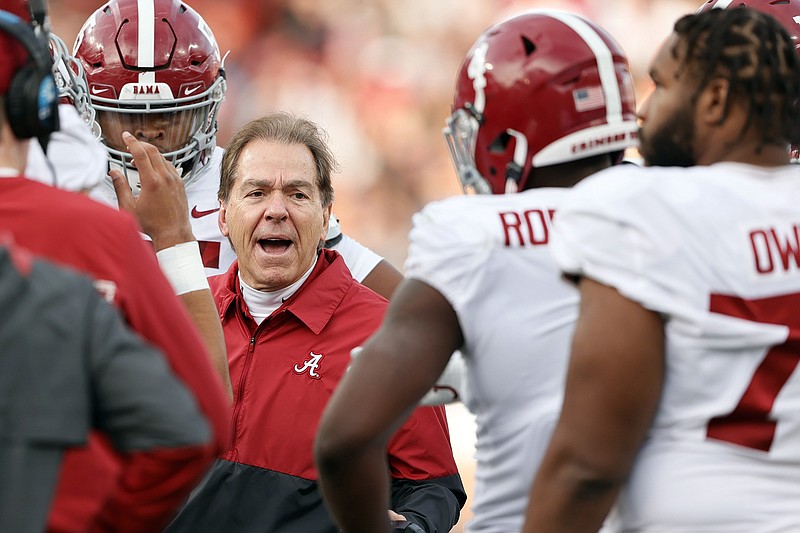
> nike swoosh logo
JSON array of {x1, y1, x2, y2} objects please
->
[
  {"x1": 185, "y1": 85, "x2": 202, "y2": 96},
  {"x1": 191, "y1": 206, "x2": 220, "y2": 218},
  {"x1": 91, "y1": 86, "x2": 109, "y2": 95}
]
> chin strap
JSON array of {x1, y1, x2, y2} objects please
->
[
  {"x1": 504, "y1": 128, "x2": 527, "y2": 193},
  {"x1": 504, "y1": 161, "x2": 522, "y2": 193},
  {"x1": 323, "y1": 232, "x2": 343, "y2": 248}
]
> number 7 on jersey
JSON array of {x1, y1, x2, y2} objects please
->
[{"x1": 706, "y1": 292, "x2": 800, "y2": 452}]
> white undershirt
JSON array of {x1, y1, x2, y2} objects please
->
[
  {"x1": 0, "y1": 167, "x2": 22, "y2": 178},
  {"x1": 239, "y1": 256, "x2": 318, "y2": 325}
]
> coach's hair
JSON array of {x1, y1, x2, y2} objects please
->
[
  {"x1": 219, "y1": 112, "x2": 337, "y2": 206},
  {"x1": 672, "y1": 7, "x2": 800, "y2": 149}
]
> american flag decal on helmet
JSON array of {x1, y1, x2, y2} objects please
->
[{"x1": 573, "y1": 86, "x2": 605, "y2": 112}]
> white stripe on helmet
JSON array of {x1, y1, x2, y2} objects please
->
[
  {"x1": 538, "y1": 9, "x2": 623, "y2": 125},
  {"x1": 137, "y1": 0, "x2": 155, "y2": 68},
  {"x1": 530, "y1": 10, "x2": 639, "y2": 167},
  {"x1": 137, "y1": 0, "x2": 156, "y2": 85}
]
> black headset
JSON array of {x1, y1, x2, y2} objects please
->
[{"x1": 0, "y1": 9, "x2": 58, "y2": 140}]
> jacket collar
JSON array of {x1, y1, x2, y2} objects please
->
[{"x1": 212, "y1": 249, "x2": 354, "y2": 335}]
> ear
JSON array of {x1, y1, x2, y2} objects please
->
[
  {"x1": 321, "y1": 204, "x2": 332, "y2": 242},
  {"x1": 218, "y1": 202, "x2": 230, "y2": 237},
  {"x1": 697, "y1": 77, "x2": 730, "y2": 127}
]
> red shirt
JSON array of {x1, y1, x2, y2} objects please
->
[{"x1": 0, "y1": 177, "x2": 230, "y2": 532}]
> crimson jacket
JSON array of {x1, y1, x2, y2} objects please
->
[
  {"x1": 168, "y1": 249, "x2": 466, "y2": 533},
  {"x1": 0, "y1": 177, "x2": 230, "y2": 532}
]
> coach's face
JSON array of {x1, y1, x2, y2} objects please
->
[
  {"x1": 219, "y1": 139, "x2": 331, "y2": 291},
  {"x1": 637, "y1": 33, "x2": 698, "y2": 167}
]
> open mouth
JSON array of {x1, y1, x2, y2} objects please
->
[{"x1": 258, "y1": 238, "x2": 292, "y2": 253}]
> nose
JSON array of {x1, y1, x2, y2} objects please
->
[
  {"x1": 263, "y1": 192, "x2": 289, "y2": 221},
  {"x1": 135, "y1": 123, "x2": 166, "y2": 143},
  {"x1": 637, "y1": 94, "x2": 651, "y2": 126}
]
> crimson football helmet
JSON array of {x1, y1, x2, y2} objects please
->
[
  {"x1": 444, "y1": 10, "x2": 639, "y2": 195},
  {"x1": 696, "y1": 0, "x2": 800, "y2": 162},
  {"x1": 73, "y1": 0, "x2": 226, "y2": 187}
]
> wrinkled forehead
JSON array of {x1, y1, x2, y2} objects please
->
[
  {"x1": 234, "y1": 141, "x2": 320, "y2": 191},
  {"x1": 239, "y1": 141, "x2": 316, "y2": 178}
]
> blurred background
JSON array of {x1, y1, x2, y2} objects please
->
[{"x1": 48, "y1": 0, "x2": 699, "y2": 530}]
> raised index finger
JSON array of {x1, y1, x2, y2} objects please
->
[{"x1": 121, "y1": 131, "x2": 166, "y2": 188}]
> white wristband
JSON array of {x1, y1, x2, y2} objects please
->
[{"x1": 156, "y1": 241, "x2": 209, "y2": 295}]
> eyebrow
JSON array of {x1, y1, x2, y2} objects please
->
[{"x1": 240, "y1": 178, "x2": 315, "y2": 190}]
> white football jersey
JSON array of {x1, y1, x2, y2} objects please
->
[
  {"x1": 327, "y1": 231, "x2": 382, "y2": 282},
  {"x1": 90, "y1": 146, "x2": 237, "y2": 277},
  {"x1": 406, "y1": 189, "x2": 578, "y2": 533},
  {"x1": 551, "y1": 162, "x2": 800, "y2": 532},
  {"x1": 26, "y1": 104, "x2": 107, "y2": 192}
]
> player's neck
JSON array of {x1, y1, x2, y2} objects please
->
[
  {"x1": 527, "y1": 154, "x2": 612, "y2": 190},
  {"x1": 0, "y1": 127, "x2": 28, "y2": 174},
  {"x1": 698, "y1": 139, "x2": 792, "y2": 167}
]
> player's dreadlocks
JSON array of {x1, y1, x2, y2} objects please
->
[{"x1": 673, "y1": 7, "x2": 800, "y2": 150}]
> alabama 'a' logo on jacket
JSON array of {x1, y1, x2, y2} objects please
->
[{"x1": 294, "y1": 352, "x2": 323, "y2": 379}]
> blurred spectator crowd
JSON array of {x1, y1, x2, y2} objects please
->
[{"x1": 49, "y1": 0, "x2": 698, "y2": 268}]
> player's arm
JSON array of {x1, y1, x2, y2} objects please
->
[
  {"x1": 315, "y1": 278, "x2": 464, "y2": 533},
  {"x1": 111, "y1": 132, "x2": 232, "y2": 401},
  {"x1": 522, "y1": 277, "x2": 665, "y2": 533},
  {"x1": 169, "y1": 285, "x2": 231, "y2": 400},
  {"x1": 360, "y1": 259, "x2": 403, "y2": 300},
  {"x1": 328, "y1": 229, "x2": 404, "y2": 300}
]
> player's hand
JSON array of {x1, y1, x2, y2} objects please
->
[
  {"x1": 110, "y1": 131, "x2": 195, "y2": 251},
  {"x1": 389, "y1": 511, "x2": 425, "y2": 532}
]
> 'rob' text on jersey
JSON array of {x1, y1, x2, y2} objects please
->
[{"x1": 499, "y1": 209, "x2": 556, "y2": 247}]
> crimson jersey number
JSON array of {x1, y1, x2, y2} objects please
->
[{"x1": 706, "y1": 292, "x2": 800, "y2": 451}]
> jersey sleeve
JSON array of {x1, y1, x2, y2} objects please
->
[
  {"x1": 25, "y1": 104, "x2": 107, "y2": 192},
  {"x1": 550, "y1": 168, "x2": 683, "y2": 315},
  {"x1": 329, "y1": 233, "x2": 383, "y2": 282},
  {"x1": 405, "y1": 198, "x2": 491, "y2": 317}
]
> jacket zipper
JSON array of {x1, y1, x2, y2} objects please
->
[{"x1": 228, "y1": 335, "x2": 257, "y2": 455}]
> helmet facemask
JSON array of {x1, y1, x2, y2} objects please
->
[
  {"x1": 443, "y1": 108, "x2": 492, "y2": 195},
  {"x1": 49, "y1": 33, "x2": 100, "y2": 138},
  {"x1": 94, "y1": 75, "x2": 226, "y2": 191}
]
